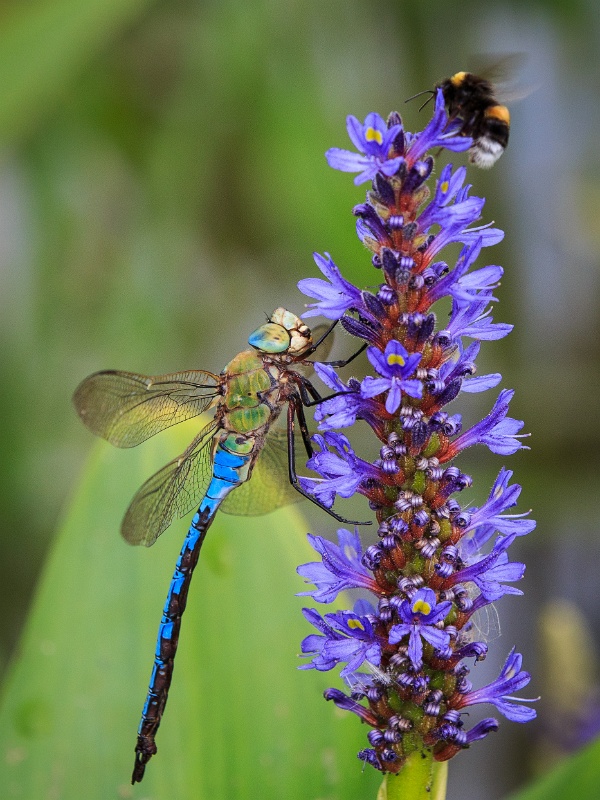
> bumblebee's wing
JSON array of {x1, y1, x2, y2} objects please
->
[
  {"x1": 470, "y1": 52, "x2": 525, "y2": 81},
  {"x1": 220, "y1": 414, "x2": 311, "y2": 517},
  {"x1": 73, "y1": 370, "x2": 220, "y2": 448},
  {"x1": 469, "y1": 52, "x2": 533, "y2": 101},
  {"x1": 122, "y1": 420, "x2": 219, "y2": 546}
]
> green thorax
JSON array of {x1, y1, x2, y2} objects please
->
[{"x1": 222, "y1": 349, "x2": 279, "y2": 434}]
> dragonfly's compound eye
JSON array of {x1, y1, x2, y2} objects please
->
[{"x1": 248, "y1": 322, "x2": 291, "y2": 354}]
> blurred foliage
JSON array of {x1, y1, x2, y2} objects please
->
[
  {"x1": 507, "y1": 738, "x2": 600, "y2": 800},
  {"x1": 1, "y1": 0, "x2": 600, "y2": 798},
  {"x1": 0, "y1": 422, "x2": 382, "y2": 798}
]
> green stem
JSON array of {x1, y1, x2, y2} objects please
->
[{"x1": 376, "y1": 752, "x2": 448, "y2": 800}]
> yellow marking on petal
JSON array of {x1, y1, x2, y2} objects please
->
[
  {"x1": 348, "y1": 619, "x2": 365, "y2": 631},
  {"x1": 344, "y1": 545, "x2": 358, "y2": 560},
  {"x1": 440, "y1": 181, "x2": 449, "y2": 193},
  {"x1": 412, "y1": 599, "x2": 432, "y2": 615},
  {"x1": 387, "y1": 353, "x2": 406, "y2": 367},
  {"x1": 365, "y1": 127, "x2": 383, "y2": 145}
]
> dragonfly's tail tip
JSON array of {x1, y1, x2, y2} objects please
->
[{"x1": 131, "y1": 750, "x2": 151, "y2": 784}]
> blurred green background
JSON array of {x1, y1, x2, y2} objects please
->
[{"x1": 1, "y1": 0, "x2": 600, "y2": 798}]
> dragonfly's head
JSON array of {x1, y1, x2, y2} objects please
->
[{"x1": 248, "y1": 307, "x2": 313, "y2": 357}]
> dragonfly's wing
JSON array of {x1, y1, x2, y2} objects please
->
[
  {"x1": 73, "y1": 370, "x2": 220, "y2": 448},
  {"x1": 220, "y1": 417, "x2": 311, "y2": 517},
  {"x1": 122, "y1": 420, "x2": 219, "y2": 546}
]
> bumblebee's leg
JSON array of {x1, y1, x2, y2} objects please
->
[{"x1": 286, "y1": 399, "x2": 371, "y2": 526}]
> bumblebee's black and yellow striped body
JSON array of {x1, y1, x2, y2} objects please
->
[{"x1": 437, "y1": 71, "x2": 510, "y2": 168}]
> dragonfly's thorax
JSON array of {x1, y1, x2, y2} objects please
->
[{"x1": 221, "y1": 349, "x2": 285, "y2": 436}]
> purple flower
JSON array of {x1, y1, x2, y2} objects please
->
[
  {"x1": 300, "y1": 601, "x2": 382, "y2": 680},
  {"x1": 299, "y1": 432, "x2": 382, "y2": 508},
  {"x1": 457, "y1": 468, "x2": 536, "y2": 557},
  {"x1": 448, "y1": 534, "x2": 526, "y2": 604},
  {"x1": 425, "y1": 240, "x2": 503, "y2": 306},
  {"x1": 388, "y1": 588, "x2": 452, "y2": 669},
  {"x1": 297, "y1": 529, "x2": 379, "y2": 603},
  {"x1": 323, "y1": 688, "x2": 379, "y2": 725},
  {"x1": 436, "y1": 341, "x2": 502, "y2": 396},
  {"x1": 444, "y1": 389, "x2": 529, "y2": 459},
  {"x1": 460, "y1": 372, "x2": 503, "y2": 393},
  {"x1": 312, "y1": 363, "x2": 375, "y2": 431},
  {"x1": 441, "y1": 291, "x2": 513, "y2": 343},
  {"x1": 298, "y1": 252, "x2": 362, "y2": 319},
  {"x1": 433, "y1": 718, "x2": 499, "y2": 758},
  {"x1": 360, "y1": 341, "x2": 423, "y2": 414},
  {"x1": 418, "y1": 177, "x2": 485, "y2": 233},
  {"x1": 406, "y1": 90, "x2": 472, "y2": 164},
  {"x1": 455, "y1": 648, "x2": 537, "y2": 722},
  {"x1": 326, "y1": 113, "x2": 404, "y2": 185},
  {"x1": 424, "y1": 221, "x2": 504, "y2": 263}
]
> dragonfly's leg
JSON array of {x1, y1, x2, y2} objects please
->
[
  {"x1": 304, "y1": 341, "x2": 368, "y2": 369},
  {"x1": 295, "y1": 375, "x2": 323, "y2": 405},
  {"x1": 286, "y1": 400, "x2": 371, "y2": 526},
  {"x1": 304, "y1": 319, "x2": 338, "y2": 355},
  {"x1": 297, "y1": 376, "x2": 359, "y2": 409},
  {"x1": 317, "y1": 341, "x2": 368, "y2": 368},
  {"x1": 293, "y1": 395, "x2": 314, "y2": 459}
]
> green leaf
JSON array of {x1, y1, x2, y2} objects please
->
[
  {"x1": 0, "y1": 422, "x2": 381, "y2": 798},
  {"x1": 506, "y1": 737, "x2": 600, "y2": 800},
  {"x1": 0, "y1": 0, "x2": 156, "y2": 145}
]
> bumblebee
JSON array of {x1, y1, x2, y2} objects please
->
[{"x1": 436, "y1": 71, "x2": 510, "y2": 168}]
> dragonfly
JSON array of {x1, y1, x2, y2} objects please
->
[{"x1": 73, "y1": 307, "x2": 368, "y2": 784}]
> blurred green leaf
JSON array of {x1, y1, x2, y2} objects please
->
[
  {"x1": 507, "y1": 737, "x2": 600, "y2": 800},
  {"x1": 0, "y1": 0, "x2": 156, "y2": 145},
  {"x1": 0, "y1": 421, "x2": 381, "y2": 798}
]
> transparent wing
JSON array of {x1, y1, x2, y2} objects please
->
[
  {"x1": 122, "y1": 420, "x2": 219, "y2": 546},
  {"x1": 73, "y1": 370, "x2": 221, "y2": 448},
  {"x1": 470, "y1": 52, "x2": 526, "y2": 83},
  {"x1": 469, "y1": 52, "x2": 532, "y2": 102},
  {"x1": 220, "y1": 416, "x2": 310, "y2": 517},
  {"x1": 471, "y1": 601, "x2": 502, "y2": 643}
]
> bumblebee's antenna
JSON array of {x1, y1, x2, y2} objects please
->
[{"x1": 405, "y1": 88, "x2": 435, "y2": 112}]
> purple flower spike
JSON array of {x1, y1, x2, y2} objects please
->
[
  {"x1": 360, "y1": 341, "x2": 423, "y2": 413},
  {"x1": 326, "y1": 112, "x2": 404, "y2": 185},
  {"x1": 296, "y1": 91, "x2": 535, "y2": 775},
  {"x1": 298, "y1": 252, "x2": 362, "y2": 319}
]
